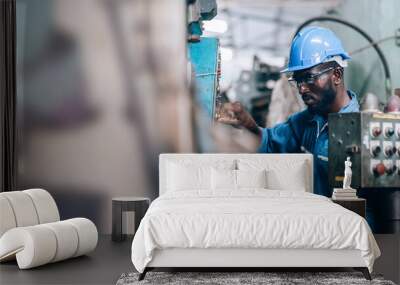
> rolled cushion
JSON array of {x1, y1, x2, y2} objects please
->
[
  {"x1": 0, "y1": 218, "x2": 98, "y2": 269},
  {"x1": 0, "y1": 191, "x2": 39, "y2": 227},
  {"x1": 23, "y1": 189, "x2": 60, "y2": 224},
  {"x1": 66, "y1": 218, "x2": 98, "y2": 257},
  {"x1": 0, "y1": 189, "x2": 60, "y2": 236},
  {"x1": 0, "y1": 196, "x2": 17, "y2": 237},
  {"x1": 0, "y1": 226, "x2": 57, "y2": 269},
  {"x1": 42, "y1": 221, "x2": 79, "y2": 262}
]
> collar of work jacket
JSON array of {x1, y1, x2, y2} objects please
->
[{"x1": 307, "y1": 90, "x2": 359, "y2": 136}]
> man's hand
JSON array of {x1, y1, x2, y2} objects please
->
[{"x1": 216, "y1": 102, "x2": 261, "y2": 137}]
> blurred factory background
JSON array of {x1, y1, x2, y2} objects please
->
[{"x1": 1, "y1": 0, "x2": 399, "y2": 282}]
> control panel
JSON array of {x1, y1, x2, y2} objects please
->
[{"x1": 329, "y1": 112, "x2": 400, "y2": 188}]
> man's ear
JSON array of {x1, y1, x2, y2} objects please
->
[{"x1": 332, "y1": 68, "x2": 343, "y2": 85}]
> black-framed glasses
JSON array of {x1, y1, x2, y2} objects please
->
[{"x1": 288, "y1": 67, "x2": 335, "y2": 88}]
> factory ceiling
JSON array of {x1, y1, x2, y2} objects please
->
[{"x1": 206, "y1": 0, "x2": 343, "y2": 65}]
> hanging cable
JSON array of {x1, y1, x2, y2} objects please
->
[
  {"x1": 294, "y1": 16, "x2": 392, "y2": 99},
  {"x1": 350, "y1": 35, "x2": 397, "y2": 56}
]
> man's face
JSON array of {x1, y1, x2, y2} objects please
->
[{"x1": 291, "y1": 63, "x2": 338, "y2": 115}]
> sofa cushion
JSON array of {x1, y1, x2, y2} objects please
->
[
  {"x1": 0, "y1": 196, "x2": 17, "y2": 237},
  {"x1": 0, "y1": 218, "x2": 98, "y2": 269},
  {"x1": 23, "y1": 189, "x2": 60, "y2": 224},
  {"x1": 0, "y1": 192, "x2": 39, "y2": 227}
]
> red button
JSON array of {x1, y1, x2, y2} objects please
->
[
  {"x1": 373, "y1": 163, "x2": 386, "y2": 176},
  {"x1": 372, "y1": 127, "x2": 382, "y2": 137}
]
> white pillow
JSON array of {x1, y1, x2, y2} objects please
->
[
  {"x1": 211, "y1": 168, "x2": 236, "y2": 190},
  {"x1": 211, "y1": 169, "x2": 267, "y2": 190},
  {"x1": 238, "y1": 158, "x2": 309, "y2": 192},
  {"x1": 167, "y1": 162, "x2": 211, "y2": 191},
  {"x1": 236, "y1": 169, "x2": 267, "y2": 189},
  {"x1": 166, "y1": 159, "x2": 236, "y2": 192},
  {"x1": 265, "y1": 163, "x2": 307, "y2": 191}
]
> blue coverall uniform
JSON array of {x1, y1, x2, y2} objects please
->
[{"x1": 258, "y1": 90, "x2": 359, "y2": 197}]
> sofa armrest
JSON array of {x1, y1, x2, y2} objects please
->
[{"x1": 0, "y1": 218, "x2": 98, "y2": 269}]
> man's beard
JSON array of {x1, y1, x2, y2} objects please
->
[{"x1": 308, "y1": 82, "x2": 336, "y2": 115}]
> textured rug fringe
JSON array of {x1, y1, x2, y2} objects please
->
[{"x1": 116, "y1": 271, "x2": 395, "y2": 285}]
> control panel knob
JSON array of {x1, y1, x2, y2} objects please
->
[
  {"x1": 384, "y1": 146, "x2": 395, "y2": 157},
  {"x1": 372, "y1": 127, "x2": 382, "y2": 137},
  {"x1": 385, "y1": 127, "x2": 395, "y2": 137},
  {"x1": 373, "y1": 163, "x2": 386, "y2": 176},
  {"x1": 371, "y1": 145, "x2": 381, "y2": 157},
  {"x1": 386, "y1": 164, "x2": 397, "y2": 175}
]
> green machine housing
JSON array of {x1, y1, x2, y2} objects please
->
[{"x1": 329, "y1": 112, "x2": 400, "y2": 189}]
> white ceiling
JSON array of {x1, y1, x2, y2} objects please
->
[{"x1": 218, "y1": 0, "x2": 342, "y2": 9}]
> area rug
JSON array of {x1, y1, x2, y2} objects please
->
[{"x1": 116, "y1": 271, "x2": 396, "y2": 285}]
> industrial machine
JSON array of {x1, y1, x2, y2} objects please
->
[
  {"x1": 234, "y1": 56, "x2": 280, "y2": 127},
  {"x1": 186, "y1": 0, "x2": 222, "y2": 152},
  {"x1": 329, "y1": 112, "x2": 400, "y2": 188},
  {"x1": 188, "y1": 37, "x2": 220, "y2": 118},
  {"x1": 329, "y1": 112, "x2": 400, "y2": 233},
  {"x1": 187, "y1": 0, "x2": 220, "y2": 120}
]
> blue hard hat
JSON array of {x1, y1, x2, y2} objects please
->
[{"x1": 281, "y1": 26, "x2": 351, "y2": 73}]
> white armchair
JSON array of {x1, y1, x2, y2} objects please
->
[{"x1": 0, "y1": 189, "x2": 98, "y2": 269}]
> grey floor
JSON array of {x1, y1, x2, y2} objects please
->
[
  {"x1": 1, "y1": 234, "x2": 398, "y2": 285},
  {"x1": 0, "y1": 235, "x2": 133, "y2": 285}
]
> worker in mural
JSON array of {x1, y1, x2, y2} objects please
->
[{"x1": 218, "y1": 26, "x2": 359, "y2": 197}]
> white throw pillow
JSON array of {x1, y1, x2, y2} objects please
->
[
  {"x1": 238, "y1": 158, "x2": 309, "y2": 191},
  {"x1": 211, "y1": 168, "x2": 236, "y2": 190},
  {"x1": 167, "y1": 162, "x2": 211, "y2": 191},
  {"x1": 236, "y1": 169, "x2": 267, "y2": 189},
  {"x1": 265, "y1": 163, "x2": 307, "y2": 191}
]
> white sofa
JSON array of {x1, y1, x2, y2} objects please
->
[{"x1": 0, "y1": 189, "x2": 98, "y2": 269}]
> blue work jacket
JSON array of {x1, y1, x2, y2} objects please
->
[{"x1": 258, "y1": 90, "x2": 359, "y2": 197}]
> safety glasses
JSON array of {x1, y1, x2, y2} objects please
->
[{"x1": 288, "y1": 67, "x2": 335, "y2": 88}]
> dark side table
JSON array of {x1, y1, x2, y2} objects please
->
[
  {"x1": 331, "y1": 198, "x2": 366, "y2": 218},
  {"x1": 112, "y1": 197, "x2": 150, "y2": 242}
]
